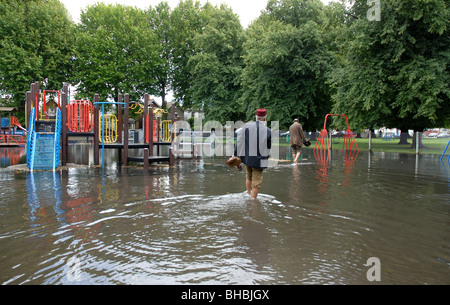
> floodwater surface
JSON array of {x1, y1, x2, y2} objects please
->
[{"x1": 0, "y1": 146, "x2": 449, "y2": 284}]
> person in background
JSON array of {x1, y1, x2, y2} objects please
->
[
  {"x1": 232, "y1": 108, "x2": 272, "y2": 199},
  {"x1": 289, "y1": 118, "x2": 306, "y2": 164}
]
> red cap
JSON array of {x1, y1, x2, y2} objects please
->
[{"x1": 256, "y1": 108, "x2": 267, "y2": 117}]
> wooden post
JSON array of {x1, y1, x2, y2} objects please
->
[
  {"x1": 157, "y1": 115, "x2": 161, "y2": 156},
  {"x1": 61, "y1": 83, "x2": 68, "y2": 166},
  {"x1": 150, "y1": 103, "x2": 154, "y2": 156},
  {"x1": 94, "y1": 94, "x2": 99, "y2": 166},
  {"x1": 124, "y1": 94, "x2": 129, "y2": 166},
  {"x1": 37, "y1": 81, "x2": 40, "y2": 121},
  {"x1": 26, "y1": 82, "x2": 35, "y2": 129},
  {"x1": 171, "y1": 103, "x2": 175, "y2": 143},
  {"x1": 169, "y1": 147, "x2": 175, "y2": 167},
  {"x1": 34, "y1": 82, "x2": 40, "y2": 121},
  {"x1": 26, "y1": 91, "x2": 31, "y2": 129},
  {"x1": 144, "y1": 148, "x2": 149, "y2": 170},
  {"x1": 144, "y1": 94, "x2": 149, "y2": 144},
  {"x1": 118, "y1": 94, "x2": 123, "y2": 144}
]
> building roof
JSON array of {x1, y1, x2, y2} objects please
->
[{"x1": 0, "y1": 107, "x2": 18, "y2": 112}]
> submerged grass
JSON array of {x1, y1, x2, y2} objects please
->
[
  {"x1": 296, "y1": 137, "x2": 450, "y2": 155},
  {"x1": 203, "y1": 135, "x2": 449, "y2": 156}
]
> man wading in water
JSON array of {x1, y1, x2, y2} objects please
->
[
  {"x1": 227, "y1": 109, "x2": 272, "y2": 199},
  {"x1": 289, "y1": 118, "x2": 306, "y2": 164}
]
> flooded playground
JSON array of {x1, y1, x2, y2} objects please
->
[{"x1": 0, "y1": 145, "x2": 449, "y2": 285}]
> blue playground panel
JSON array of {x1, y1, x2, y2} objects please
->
[{"x1": 1, "y1": 118, "x2": 10, "y2": 129}]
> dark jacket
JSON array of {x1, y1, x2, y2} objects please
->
[{"x1": 234, "y1": 120, "x2": 272, "y2": 169}]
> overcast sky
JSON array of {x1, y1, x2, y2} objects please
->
[{"x1": 60, "y1": 0, "x2": 331, "y2": 28}]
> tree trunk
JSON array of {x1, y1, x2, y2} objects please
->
[
  {"x1": 411, "y1": 131, "x2": 426, "y2": 149},
  {"x1": 161, "y1": 84, "x2": 166, "y2": 110},
  {"x1": 398, "y1": 130, "x2": 410, "y2": 145}
]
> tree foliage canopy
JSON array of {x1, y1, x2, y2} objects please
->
[
  {"x1": 329, "y1": 0, "x2": 449, "y2": 131},
  {"x1": 188, "y1": 4, "x2": 245, "y2": 123},
  {"x1": 241, "y1": 0, "x2": 333, "y2": 130},
  {"x1": 0, "y1": 0, "x2": 448, "y2": 131},
  {"x1": 74, "y1": 3, "x2": 161, "y2": 102},
  {"x1": 0, "y1": 0, "x2": 74, "y2": 105}
]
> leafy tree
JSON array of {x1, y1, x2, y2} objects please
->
[
  {"x1": 0, "y1": 0, "x2": 74, "y2": 109},
  {"x1": 329, "y1": 0, "x2": 450, "y2": 138},
  {"x1": 74, "y1": 3, "x2": 161, "y2": 102},
  {"x1": 147, "y1": 2, "x2": 173, "y2": 109},
  {"x1": 187, "y1": 4, "x2": 245, "y2": 123},
  {"x1": 241, "y1": 0, "x2": 333, "y2": 130},
  {"x1": 170, "y1": 0, "x2": 211, "y2": 110}
]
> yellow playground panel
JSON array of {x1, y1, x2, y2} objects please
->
[
  {"x1": 129, "y1": 102, "x2": 144, "y2": 115},
  {"x1": 128, "y1": 102, "x2": 174, "y2": 142},
  {"x1": 99, "y1": 114, "x2": 118, "y2": 143},
  {"x1": 160, "y1": 120, "x2": 172, "y2": 142},
  {"x1": 129, "y1": 103, "x2": 168, "y2": 116}
]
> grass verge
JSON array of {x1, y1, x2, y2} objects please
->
[{"x1": 296, "y1": 137, "x2": 450, "y2": 155}]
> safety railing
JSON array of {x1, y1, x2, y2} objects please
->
[
  {"x1": 67, "y1": 100, "x2": 94, "y2": 132},
  {"x1": 26, "y1": 108, "x2": 36, "y2": 170},
  {"x1": 98, "y1": 114, "x2": 118, "y2": 143},
  {"x1": 160, "y1": 120, "x2": 172, "y2": 142},
  {"x1": 53, "y1": 108, "x2": 62, "y2": 170},
  {"x1": 94, "y1": 101, "x2": 126, "y2": 169},
  {"x1": 0, "y1": 134, "x2": 24, "y2": 146}
]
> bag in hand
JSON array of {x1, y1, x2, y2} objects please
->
[{"x1": 226, "y1": 156, "x2": 242, "y2": 170}]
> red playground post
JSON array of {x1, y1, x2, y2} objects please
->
[{"x1": 313, "y1": 114, "x2": 359, "y2": 165}]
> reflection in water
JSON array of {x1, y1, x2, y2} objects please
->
[
  {"x1": 241, "y1": 200, "x2": 270, "y2": 271},
  {"x1": 0, "y1": 147, "x2": 449, "y2": 284},
  {"x1": 0, "y1": 147, "x2": 26, "y2": 167},
  {"x1": 442, "y1": 160, "x2": 450, "y2": 206},
  {"x1": 26, "y1": 172, "x2": 64, "y2": 224}
]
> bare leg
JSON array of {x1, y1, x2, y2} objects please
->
[
  {"x1": 246, "y1": 179, "x2": 252, "y2": 195},
  {"x1": 293, "y1": 152, "x2": 301, "y2": 163},
  {"x1": 251, "y1": 188, "x2": 259, "y2": 199}
]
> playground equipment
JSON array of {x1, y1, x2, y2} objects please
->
[
  {"x1": 40, "y1": 90, "x2": 60, "y2": 120},
  {"x1": 25, "y1": 85, "x2": 63, "y2": 170},
  {"x1": 160, "y1": 120, "x2": 172, "y2": 142},
  {"x1": 24, "y1": 82, "x2": 176, "y2": 170},
  {"x1": 1, "y1": 115, "x2": 26, "y2": 134},
  {"x1": 441, "y1": 140, "x2": 450, "y2": 164},
  {"x1": 131, "y1": 102, "x2": 170, "y2": 143},
  {"x1": 1, "y1": 117, "x2": 9, "y2": 129},
  {"x1": 0, "y1": 107, "x2": 26, "y2": 146},
  {"x1": 143, "y1": 106, "x2": 169, "y2": 143},
  {"x1": 95, "y1": 100, "x2": 126, "y2": 169},
  {"x1": 98, "y1": 114, "x2": 118, "y2": 144},
  {"x1": 0, "y1": 134, "x2": 24, "y2": 146},
  {"x1": 26, "y1": 107, "x2": 62, "y2": 171},
  {"x1": 10, "y1": 116, "x2": 27, "y2": 133},
  {"x1": 314, "y1": 114, "x2": 359, "y2": 166},
  {"x1": 66, "y1": 100, "x2": 94, "y2": 133},
  {"x1": 125, "y1": 94, "x2": 175, "y2": 167}
]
